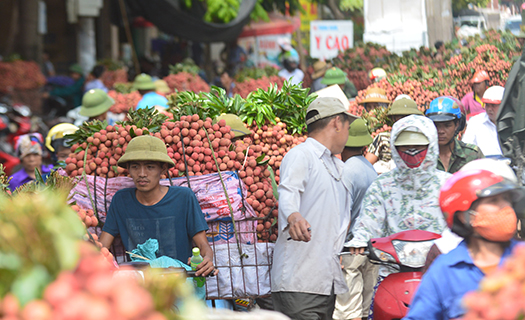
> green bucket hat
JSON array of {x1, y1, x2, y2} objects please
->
[
  {"x1": 69, "y1": 63, "x2": 84, "y2": 75},
  {"x1": 321, "y1": 67, "x2": 347, "y2": 85},
  {"x1": 213, "y1": 114, "x2": 251, "y2": 138},
  {"x1": 346, "y1": 119, "x2": 373, "y2": 147},
  {"x1": 79, "y1": 89, "x2": 114, "y2": 117},
  {"x1": 118, "y1": 135, "x2": 175, "y2": 168},
  {"x1": 133, "y1": 73, "x2": 156, "y2": 90},
  {"x1": 394, "y1": 130, "x2": 429, "y2": 146},
  {"x1": 387, "y1": 98, "x2": 423, "y2": 116}
]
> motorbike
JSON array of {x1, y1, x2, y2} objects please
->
[
  {"x1": 357, "y1": 230, "x2": 441, "y2": 320},
  {"x1": 0, "y1": 103, "x2": 20, "y2": 175}
]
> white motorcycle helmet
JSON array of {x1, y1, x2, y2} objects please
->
[{"x1": 481, "y1": 86, "x2": 505, "y2": 104}]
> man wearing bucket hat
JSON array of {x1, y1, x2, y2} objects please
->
[
  {"x1": 134, "y1": 74, "x2": 169, "y2": 110},
  {"x1": 272, "y1": 97, "x2": 357, "y2": 319},
  {"x1": 99, "y1": 135, "x2": 215, "y2": 276},
  {"x1": 321, "y1": 67, "x2": 357, "y2": 99},
  {"x1": 213, "y1": 114, "x2": 251, "y2": 141},
  {"x1": 334, "y1": 119, "x2": 378, "y2": 320},
  {"x1": 358, "y1": 87, "x2": 390, "y2": 113},
  {"x1": 310, "y1": 60, "x2": 331, "y2": 92},
  {"x1": 365, "y1": 97, "x2": 423, "y2": 173},
  {"x1": 461, "y1": 70, "x2": 489, "y2": 116}
]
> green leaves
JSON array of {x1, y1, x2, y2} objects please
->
[
  {"x1": 64, "y1": 119, "x2": 108, "y2": 146},
  {"x1": 118, "y1": 107, "x2": 168, "y2": 132},
  {"x1": 169, "y1": 81, "x2": 313, "y2": 134}
]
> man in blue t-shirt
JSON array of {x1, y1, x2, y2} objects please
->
[{"x1": 99, "y1": 135, "x2": 215, "y2": 276}]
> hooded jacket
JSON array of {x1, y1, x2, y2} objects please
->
[{"x1": 347, "y1": 115, "x2": 450, "y2": 248}]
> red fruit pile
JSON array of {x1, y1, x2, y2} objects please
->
[
  {"x1": 163, "y1": 72, "x2": 210, "y2": 93},
  {"x1": 233, "y1": 76, "x2": 285, "y2": 98},
  {"x1": 64, "y1": 115, "x2": 311, "y2": 242},
  {"x1": 64, "y1": 125, "x2": 129, "y2": 178},
  {"x1": 101, "y1": 69, "x2": 128, "y2": 90},
  {"x1": 107, "y1": 90, "x2": 142, "y2": 114},
  {"x1": 0, "y1": 61, "x2": 46, "y2": 92},
  {"x1": 240, "y1": 121, "x2": 307, "y2": 241},
  {"x1": 0, "y1": 243, "x2": 163, "y2": 320},
  {"x1": 71, "y1": 204, "x2": 99, "y2": 228},
  {"x1": 463, "y1": 245, "x2": 525, "y2": 320}
]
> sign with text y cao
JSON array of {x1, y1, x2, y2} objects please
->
[{"x1": 310, "y1": 20, "x2": 353, "y2": 59}]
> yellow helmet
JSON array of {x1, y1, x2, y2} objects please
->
[{"x1": 45, "y1": 123, "x2": 79, "y2": 152}]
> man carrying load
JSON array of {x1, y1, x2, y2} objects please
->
[{"x1": 99, "y1": 135, "x2": 216, "y2": 277}]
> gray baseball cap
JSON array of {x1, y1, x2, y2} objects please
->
[{"x1": 306, "y1": 97, "x2": 358, "y2": 125}]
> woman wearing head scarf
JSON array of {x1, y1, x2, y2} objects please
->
[{"x1": 8, "y1": 133, "x2": 53, "y2": 191}]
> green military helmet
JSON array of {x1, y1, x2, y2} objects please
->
[
  {"x1": 133, "y1": 73, "x2": 156, "y2": 91},
  {"x1": 117, "y1": 135, "x2": 175, "y2": 168},
  {"x1": 213, "y1": 114, "x2": 251, "y2": 138},
  {"x1": 394, "y1": 129, "x2": 429, "y2": 146},
  {"x1": 321, "y1": 67, "x2": 347, "y2": 85},
  {"x1": 346, "y1": 119, "x2": 373, "y2": 147},
  {"x1": 79, "y1": 89, "x2": 114, "y2": 117},
  {"x1": 387, "y1": 98, "x2": 423, "y2": 116}
]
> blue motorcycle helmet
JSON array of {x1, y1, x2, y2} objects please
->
[{"x1": 425, "y1": 96, "x2": 466, "y2": 135}]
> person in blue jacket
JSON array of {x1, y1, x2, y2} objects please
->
[
  {"x1": 134, "y1": 73, "x2": 169, "y2": 110},
  {"x1": 404, "y1": 169, "x2": 524, "y2": 320}
]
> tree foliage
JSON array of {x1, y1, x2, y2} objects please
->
[{"x1": 452, "y1": 0, "x2": 491, "y2": 16}]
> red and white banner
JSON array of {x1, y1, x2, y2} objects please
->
[{"x1": 310, "y1": 20, "x2": 354, "y2": 60}]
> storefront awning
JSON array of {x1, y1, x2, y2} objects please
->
[{"x1": 239, "y1": 14, "x2": 301, "y2": 38}]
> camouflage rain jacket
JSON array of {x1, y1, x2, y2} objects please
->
[{"x1": 347, "y1": 115, "x2": 450, "y2": 248}]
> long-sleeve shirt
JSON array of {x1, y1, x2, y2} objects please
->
[
  {"x1": 271, "y1": 138, "x2": 350, "y2": 295},
  {"x1": 347, "y1": 116, "x2": 449, "y2": 249},
  {"x1": 403, "y1": 240, "x2": 520, "y2": 320},
  {"x1": 341, "y1": 155, "x2": 377, "y2": 243}
]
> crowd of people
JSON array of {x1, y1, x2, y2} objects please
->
[{"x1": 2, "y1": 44, "x2": 521, "y2": 320}]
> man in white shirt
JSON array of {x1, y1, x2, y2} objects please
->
[
  {"x1": 271, "y1": 97, "x2": 357, "y2": 320},
  {"x1": 462, "y1": 86, "x2": 504, "y2": 156}
]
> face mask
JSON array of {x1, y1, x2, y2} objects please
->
[
  {"x1": 470, "y1": 206, "x2": 517, "y2": 242},
  {"x1": 399, "y1": 148, "x2": 428, "y2": 168}
]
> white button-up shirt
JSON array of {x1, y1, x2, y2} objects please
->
[
  {"x1": 462, "y1": 112, "x2": 502, "y2": 156},
  {"x1": 271, "y1": 138, "x2": 350, "y2": 295}
]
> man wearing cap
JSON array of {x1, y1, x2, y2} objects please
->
[
  {"x1": 334, "y1": 119, "x2": 378, "y2": 320},
  {"x1": 321, "y1": 67, "x2": 357, "y2": 99},
  {"x1": 461, "y1": 70, "x2": 489, "y2": 116},
  {"x1": 347, "y1": 116, "x2": 449, "y2": 270},
  {"x1": 135, "y1": 74, "x2": 169, "y2": 110},
  {"x1": 99, "y1": 135, "x2": 215, "y2": 276},
  {"x1": 271, "y1": 97, "x2": 356, "y2": 320},
  {"x1": 213, "y1": 114, "x2": 251, "y2": 141},
  {"x1": 47, "y1": 63, "x2": 86, "y2": 109},
  {"x1": 311, "y1": 61, "x2": 330, "y2": 92},
  {"x1": 358, "y1": 87, "x2": 390, "y2": 113},
  {"x1": 365, "y1": 97, "x2": 423, "y2": 173},
  {"x1": 462, "y1": 86, "x2": 504, "y2": 157}
]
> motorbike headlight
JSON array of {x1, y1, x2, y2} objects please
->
[
  {"x1": 392, "y1": 240, "x2": 435, "y2": 268},
  {"x1": 372, "y1": 247, "x2": 397, "y2": 264}
]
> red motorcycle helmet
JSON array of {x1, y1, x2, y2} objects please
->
[{"x1": 440, "y1": 169, "x2": 522, "y2": 228}]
